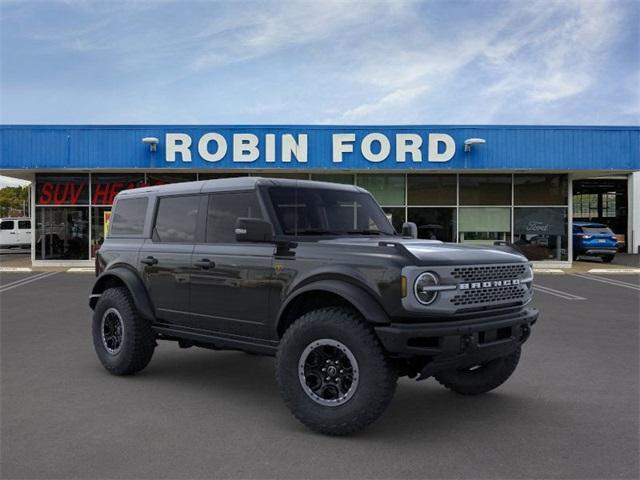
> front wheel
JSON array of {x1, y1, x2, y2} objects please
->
[
  {"x1": 275, "y1": 307, "x2": 397, "y2": 436},
  {"x1": 434, "y1": 348, "x2": 521, "y2": 395}
]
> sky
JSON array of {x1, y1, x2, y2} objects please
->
[{"x1": 0, "y1": 0, "x2": 638, "y2": 130}]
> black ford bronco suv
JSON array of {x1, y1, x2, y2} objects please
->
[{"x1": 91, "y1": 177, "x2": 538, "y2": 435}]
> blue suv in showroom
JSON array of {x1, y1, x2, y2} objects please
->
[{"x1": 572, "y1": 222, "x2": 619, "y2": 262}]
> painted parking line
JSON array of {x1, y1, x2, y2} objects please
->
[
  {"x1": 0, "y1": 271, "x2": 58, "y2": 293},
  {"x1": 587, "y1": 268, "x2": 640, "y2": 274},
  {"x1": 570, "y1": 273, "x2": 640, "y2": 291},
  {"x1": 533, "y1": 284, "x2": 586, "y2": 300}
]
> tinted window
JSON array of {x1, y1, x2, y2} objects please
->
[
  {"x1": 18, "y1": 220, "x2": 31, "y2": 229},
  {"x1": 407, "y1": 175, "x2": 457, "y2": 205},
  {"x1": 154, "y1": 195, "x2": 200, "y2": 243},
  {"x1": 36, "y1": 174, "x2": 89, "y2": 205},
  {"x1": 515, "y1": 174, "x2": 568, "y2": 205},
  {"x1": 206, "y1": 192, "x2": 262, "y2": 243},
  {"x1": 459, "y1": 175, "x2": 511, "y2": 205},
  {"x1": 268, "y1": 187, "x2": 395, "y2": 236},
  {"x1": 1, "y1": 220, "x2": 14, "y2": 230},
  {"x1": 110, "y1": 198, "x2": 148, "y2": 236}
]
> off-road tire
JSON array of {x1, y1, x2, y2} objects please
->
[
  {"x1": 434, "y1": 348, "x2": 521, "y2": 395},
  {"x1": 92, "y1": 287, "x2": 155, "y2": 375},
  {"x1": 275, "y1": 307, "x2": 397, "y2": 436}
]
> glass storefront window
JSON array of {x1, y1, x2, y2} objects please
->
[
  {"x1": 35, "y1": 207, "x2": 89, "y2": 260},
  {"x1": 357, "y1": 174, "x2": 405, "y2": 206},
  {"x1": 514, "y1": 207, "x2": 568, "y2": 261},
  {"x1": 382, "y1": 207, "x2": 405, "y2": 233},
  {"x1": 514, "y1": 174, "x2": 567, "y2": 205},
  {"x1": 459, "y1": 174, "x2": 511, "y2": 205},
  {"x1": 146, "y1": 173, "x2": 197, "y2": 185},
  {"x1": 256, "y1": 173, "x2": 309, "y2": 180},
  {"x1": 198, "y1": 173, "x2": 248, "y2": 180},
  {"x1": 458, "y1": 207, "x2": 510, "y2": 244},
  {"x1": 407, "y1": 175, "x2": 456, "y2": 205},
  {"x1": 36, "y1": 174, "x2": 89, "y2": 206},
  {"x1": 91, "y1": 207, "x2": 111, "y2": 257},
  {"x1": 310, "y1": 174, "x2": 355, "y2": 185},
  {"x1": 91, "y1": 173, "x2": 145, "y2": 206},
  {"x1": 408, "y1": 208, "x2": 456, "y2": 242}
]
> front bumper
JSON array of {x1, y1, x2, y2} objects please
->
[{"x1": 375, "y1": 307, "x2": 538, "y2": 379}]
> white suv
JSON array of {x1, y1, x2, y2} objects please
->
[{"x1": 0, "y1": 217, "x2": 32, "y2": 249}]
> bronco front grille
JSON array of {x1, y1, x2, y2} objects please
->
[
  {"x1": 451, "y1": 284, "x2": 527, "y2": 307},
  {"x1": 451, "y1": 264, "x2": 527, "y2": 283}
]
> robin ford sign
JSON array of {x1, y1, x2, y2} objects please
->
[{"x1": 165, "y1": 131, "x2": 456, "y2": 165}]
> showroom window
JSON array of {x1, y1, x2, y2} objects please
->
[
  {"x1": 514, "y1": 174, "x2": 568, "y2": 206},
  {"x1": 458, "y1": 207, "x2": 511, "y2": 244},
  {"x1": 459, "y1": 174, "x2": 511, "y2": 205},
  {"x1": 35, "y1": 206, "x2": 89, "y2": 260},
  {"x1": 407, "y1": 174, "x2": 457, "y2": 206},
  {"x1": 147, "y1": 173, "x2": 197, "y2": 185},
  {"x1": 513, "y1": 207, "x2": 568, "y2": 261},
  {"x1": 356, "y1": 174, "x2": 405, "y2": 206},
  {"x1": 407, "y1": 174, "x2": 457, "y2": 242},
  {"x1": 408, "y1": 208, "x2": 456, "y2": 242},
  {"x1": 310, "y1": 173, "x2": 355, "y2": 185},
  {"x1": 91, "y1": 174, "x2": 145, "y2": 206},
  {"x1": 35, "y1": 174, "x2": 90, "y2": 260}
]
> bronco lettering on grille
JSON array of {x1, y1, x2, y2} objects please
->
[{"x1": 459, "y1": 279, "x2": 521, "y2": 290}]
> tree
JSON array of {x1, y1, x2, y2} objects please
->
[{"x1": 0, "y1": 186, "x2": 29, "y2": 217}]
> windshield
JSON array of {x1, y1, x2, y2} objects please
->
[{"x1": 268, "y1": 186, "x2": 396, "y2": 236}]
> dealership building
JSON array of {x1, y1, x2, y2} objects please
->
[{"x1": 1, "y1": 125, "x2": 638, "y2": 267}]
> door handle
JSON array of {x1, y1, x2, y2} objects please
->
[
  {"x1": 194, "y1": 258, "x2": 215, "y2": 269},
  {"x1": 141, "y1": 256, "x2": 158, "y2": 266}
]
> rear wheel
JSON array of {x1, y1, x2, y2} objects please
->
[
  {"x1": 92, "y1": 287, "x2": 155, "y2": 375},
  {"x1": 275, "y1": 307, "x2": 397, "y2": 436},
  {"x1": 601, "y1": 255, "x2": 615, "y2": 263},
  {"x1": 434, "y1": 348, "x2": 521, "y2": 395}
]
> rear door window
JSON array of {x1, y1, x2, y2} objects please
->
[
  {"x1": 18, "y1": 220, "x2": 31, "y2": 229},
  {"x1": 206, "y1": 192, "x2": 263, "y2": 243},
  {"x1": 110, "y1": 198, "x2": 148, "y2": 236},
  {"x1": 1, "y1": 220, "x2": 15, "y2": 230},
  {"x1": 154, "y1": 195, "x2": 200, "y2": 243}
]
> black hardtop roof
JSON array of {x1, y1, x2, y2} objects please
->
[{"x1": 115, "y1": 176, "x2": 365, "y2": 199}]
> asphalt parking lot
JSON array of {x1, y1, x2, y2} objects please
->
[{"x1": 1, "y1": 271, "x2": 638, "y2": 479}]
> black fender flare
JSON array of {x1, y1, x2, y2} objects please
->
[
  {"x1": 90, "y1": 266, "x2": 155, "y2": 321},
  {"x1": 277, "y1": 279, "x2": 390, "y2": 334}
]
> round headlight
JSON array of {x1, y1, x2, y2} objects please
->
[{"x1": 414, "y1": 272, "x2": 439, "y2": 305}]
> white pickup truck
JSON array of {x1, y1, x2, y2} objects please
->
[{"x1": 0, "y1": 217, "x2": 31, "y2": 249}]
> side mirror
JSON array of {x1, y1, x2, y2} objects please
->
[
  {"x1": 401, "y1": 222, "x2": 418, "y2": 239},
  {"x1": 235, "y1": 218, "x2": 274, "y2": 243}
]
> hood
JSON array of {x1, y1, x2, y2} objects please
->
[{"x1": 317, "y1": 236, "x2": 527, "y2": 266}]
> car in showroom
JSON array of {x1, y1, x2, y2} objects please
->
[{"x1": 572, "y1": 221, "x2": 619, "y2": 262}]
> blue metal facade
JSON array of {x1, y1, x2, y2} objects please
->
[{"x1": 1, "y1": 125, "x2": 639, "y2": 171}]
